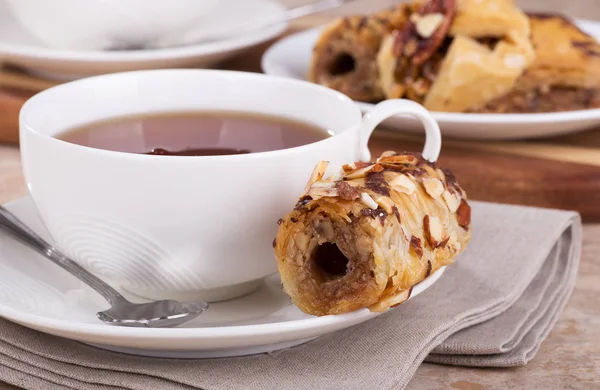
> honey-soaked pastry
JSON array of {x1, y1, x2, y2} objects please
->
[
  {"x1": 424, "y1": 34, "x2": 533, "y2": 112},
  {"x1": 310, "y1": 0, "x2": 600, "y2": 113},
  {"x1": 308, "y1": 5, "x2": 412, "y2": 102},
  {"x1": 274, "y1": 153, "x2": 472, "y2": 316},
  {"x1": 421, "y1": 0, "x2": 534, "y2": 111},
  {"x1": 375, "y1": 0, "x2": 534, "y2": 110},
  {"x1": 472, "y1": 13, "x2": 600, "y2": 113},
  {"x1": 377, "y1": 0, "x2": 455, "y2": 102}
]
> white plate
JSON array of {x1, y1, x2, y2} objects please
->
[
  {"x1": 0, "y1": 0, "x2": 287, "y2": 81},
  {"x1": 262, "y1": 20, "x2": 600, "y2": 140},
  {"x1": 0, "y1": 196, "x2": 446, "y2": 358}
]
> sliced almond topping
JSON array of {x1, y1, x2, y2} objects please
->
[
  {"x1": 457, "y1": 200, "x2": 471, "y2": 229},
  {"x1": 310, "y1": 181, "x2": 334, "y2": 188},
  {"x1": 378, "y1": 154, "x2": 418, "y2": 165},
  {"x1": 329, "y1": 168, "x2": 346, "y2": 182},
  {"x1": 372, "y1": 163, "x2": 384, "y2": 173},
  {"x1": 344, "y1": 165, "x2": 375, "y2": 180},
  {"x1": 360, "y1": 192, "x2": 379, "y2": 209},
  {"x1": 308, "y1": 186, "x2": 339, "y2": 198},
  {"x1": 342, "y1": 162, "x2": 357, "y2": 172},
  {"x1": 423, "y1": 215, "x2": 446, "y2": 248},
  {"x1": 389, "y1": 174, "x2": 416, "y2": 195},
  {"x1": 436, "y1": 168, "x2": 446, "y2": 181},
  {"x1": 410, "y1": 236, "x2": 423, "y2": 259},
  {"x1": 302, "y1": 161, "x2": 328, "y2": 196},
  {"x1": 423, "y1": 177, "x2": 444, "y2": 199},
  {"x1": 375, "y1": 196, "x2": 396, "y2": 213},
  {"x1": 442, "y1": 190, "x2": 460, "y2": 212},
  {"x1": 414, "y1": 13, "x2": 445, "y2": 38}
]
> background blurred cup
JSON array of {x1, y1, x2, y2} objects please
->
[{"x1": 5, "y1": 0, "x2": 220, "y2": 50}]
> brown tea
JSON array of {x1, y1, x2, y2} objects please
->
[{"x1": 57, "y1": 111, "x2": 331, "y2": 156}]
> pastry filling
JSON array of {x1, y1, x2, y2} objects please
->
[{"x1": 329, "y1": 52, "x2": 357, "y2": 75}]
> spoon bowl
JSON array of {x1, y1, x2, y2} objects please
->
[
  {"x1": 97, "y1": 299, "x2": 209, "y2": 328},
  {"x1": 0, "y1": 205, "x2": 209, "y2": 328}
]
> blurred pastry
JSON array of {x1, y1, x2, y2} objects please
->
[
  {"x1": 472, "y1": 13, "x2": 600, "y2": 113},
  {"x1": 307, "y1": 5, "x2": 412, "y2": 102},
  {"x1": 310, "y1": 0, "x2": 600, "y2": 113},
  {"x1": 274, "y1": 153, "x2": 472, "y2": 316},
  {"x1": 375, "y1": 0, "x2": 534, "y2": 111},
  {"x1": 376, "y1": 0, "x2": 456, "y2": 103}
]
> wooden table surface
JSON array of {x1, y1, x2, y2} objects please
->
[{"x1": 1, "y1": 1, "x2": 599, "y2": 389}]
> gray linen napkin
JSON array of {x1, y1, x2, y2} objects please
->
[{"x1": 0, "y1": 201, "x2": 582, "y2": 390}]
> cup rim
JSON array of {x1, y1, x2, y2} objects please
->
[{"x1": 20, "y1": 69, "x2": 363, "y2": 162}]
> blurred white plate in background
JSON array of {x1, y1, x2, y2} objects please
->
[
  {"x1": 0, "y1": 0, "x2": 287, "y2": 81},
  {"x1": 262, "y1": 19, "x2": 600, "y2": 140}
]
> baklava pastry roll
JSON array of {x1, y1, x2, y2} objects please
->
[
  {"x1": 307, "y1": 6, "x2": 410, "y2": 102},
  {"x1": 274, "y1": 153, "x2": 472, "y2": 316},
  {"x1": 472, "y1": 13, "x2": 600, "y2": 113},
  {"x1": 377, "y1": 0, "x2": 456, "y2": 102}
]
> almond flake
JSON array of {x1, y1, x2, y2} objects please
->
[
  {"x1": 329, "y1": 168, "x2": 345, "y2": 182},
  {"x1": 457, "y1": 200, "x2": 471, "y2": 229},
  {"x1": 442, "y1": 190, "x2": 460, "y2": 212},
  {"x1": 423, "y1": 215, "x2": 446, "y2": 248},
  {"x1": 410, "y1": 236, "x2": 423, "y2": 259},
  {"x1": 309, "y1": 186, "x2": 339, "y2": 198},
  {"x1": 344, "y1": 165, "x2": 375, "y2": 180},
  {"x1": 423, "y1": 178, "x2": 444, "y2": 199},
  {"x1": 378, "y1": 154, "x2": 418, "y2": 165},
  {"x1": 389, "y1": 174, "x2": 416, "y2": 195},
  {"x1": 342, "y1": 162, "x2": 357, "y2": 172},
  {"x1": 375, "y1": 196, "x2": 396, "y2": 213},
  {"x1": 360, "y1": 193, "x2": 379, "y2": 209},
  {"x1": 302, "y1": 161, "x2": 329, "y2": 196},
  {"x1": 415, "y1": 13, "x2": 444, "y2": 38}
]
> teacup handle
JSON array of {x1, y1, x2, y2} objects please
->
[{"x1": 358, "y1": 99, "x2": 442, "y2": 163}]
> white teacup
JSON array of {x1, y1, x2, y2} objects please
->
[{"x1": 19, "y1": 69, "x2": 441, "y2": 302}]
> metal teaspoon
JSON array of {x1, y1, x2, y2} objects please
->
[{"x1": 0, "y1": 205, "x2": 209, "y2": 328}]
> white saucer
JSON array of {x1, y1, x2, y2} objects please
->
[
  {"x1": 262, "y1": 20, "x2": 600, "y2": 140},
  {"x1": 0, "y1": 196, "x2": 446, "y2": 358},
  {"x1": 0, "y1": 0, "x2": 287, "y2": 81}
]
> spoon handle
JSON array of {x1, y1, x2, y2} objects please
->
[{"x1": 0, "y1": 205, "x2": 125, "y2": 305}]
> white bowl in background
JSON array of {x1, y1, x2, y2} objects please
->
[
  {"x1": 0, "y1": 0, "x2": 287, "y2": 80},
  {"x1": 5, "y1": 0, "x2": 219, "y2": 51}
]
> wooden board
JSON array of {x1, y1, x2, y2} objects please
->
[{"x1": 3, "y1": 30, "x2": 600, "y2": 221}]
